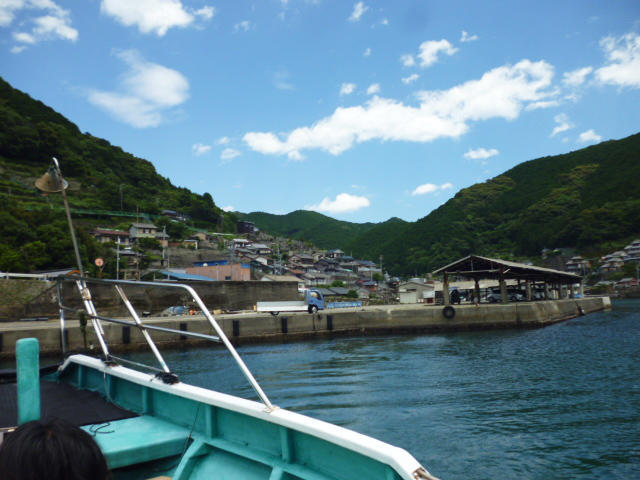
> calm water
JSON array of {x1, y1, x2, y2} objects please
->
[{"x1": 7, "y1": 300, "x2": 640, "y2": 479}]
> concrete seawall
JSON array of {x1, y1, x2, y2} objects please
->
[{"x1": 0, "y1": 297, "x2": 611, "y2": 360}]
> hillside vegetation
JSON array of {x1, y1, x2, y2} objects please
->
[
  {"x1": 346, "y1": 133, "x2": 640, "y2": 274},
  {"x1": 0, "y1": 76, "x2": 235, "y2": 273},
  {"x1": 243, "y1": 134, "x2": 640, "y2": 275},
  {"x1": 238, "y1": 210, "x2": 377, "y2": 250},
  {"x1": 2, "y1": 76, "x2": 639, "y2": 276}
]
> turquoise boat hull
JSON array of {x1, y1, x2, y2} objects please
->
[{"x1": 49, "y1": 354, "x2": 437, "y2": 480}]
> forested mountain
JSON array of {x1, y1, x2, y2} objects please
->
[
  {"x1": 238, "y1": 210, "x2": 377, "y2": 249},
  {"x1": 244, "y1": 134, "x2": 640, "y2": 275},
  {"x1": 2, "y1": 75, "x2": 639, "y2": 276},
  {"x1": 0, "y1": 76, "x2": 235, "y2": 273}
]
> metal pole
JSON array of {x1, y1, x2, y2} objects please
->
[{"x1": 52, "y1": 158, "x2": 84, "y2": 276}]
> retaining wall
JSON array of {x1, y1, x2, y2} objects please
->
[{"x1": 0, "y1": 297, "x2": 611, "y2": 360}]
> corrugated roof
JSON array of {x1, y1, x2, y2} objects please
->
[
  {"x1": 159, "y1": 270, "x2": 216, "y2": 281},
  {"x1": 433, "y1": 255, "x2": 581, "y2": 284}
]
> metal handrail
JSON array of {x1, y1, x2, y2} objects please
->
[{"x1": 56, "y1": 275, "x2": 274, "y2": 410}]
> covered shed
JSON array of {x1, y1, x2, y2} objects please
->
[{"x1": 433, "y1": 255, "x2": 583, "y2": 305}]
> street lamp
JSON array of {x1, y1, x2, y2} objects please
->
[{"x1": 35, "y1": 158, "x2": 84, "y2": 276}]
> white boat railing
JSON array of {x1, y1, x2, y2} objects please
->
[{"x1": 55, "y1": 274, "x2": 274, "y2": 410}]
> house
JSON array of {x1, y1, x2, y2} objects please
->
[
  {"x1": 398, "y1": 280, "x2": 436, "y2": 304},
  {"x1": 289, "y1": 254, "x2": 315, "y2": 266},
  {"x1": 232, "y1": 238, "x2": 252, "y2": 249},
  {"x1": 623, "y1": 239, "x2": 640, "y2": 263},
  {"x1": 187, "y1": 260, "x2": 250, "y2": 281},
  {"x1": 129, "y1": 223, "x2": 158, "y2": 241},
  {"x1": 566, "y1": 256, "x2": 590, "y2": 274},
  {"x1": 600, "y1": 251, "x2": 627, "y2": 272},
  {"x1": 92, "y1": 228, "x2": 130, "y2": 245},
  {"x1": 616, "y1": 277, "x2": 639, "y2": 289},
  {"x1": 327, "y1": 249, "x2": 345, "y2": 259},
  {"x1": 247, "y1": 243, "x2": 272, "y2": 255},
  {"x1": 191, "y1": 232, "x2": 217, "y2": 243},
  {"x1": 261, "y1": 274, "x2": 306, "y2": 292}
]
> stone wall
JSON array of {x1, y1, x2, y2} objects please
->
[{"x1": 0, "y1": 279, "x2": 299, "y2": 321}]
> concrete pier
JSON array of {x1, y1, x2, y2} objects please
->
[{"x1": 0, "y1": 297, "x2": 611, "y2": 359}]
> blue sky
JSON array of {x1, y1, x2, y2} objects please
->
[{"x1": 2, "y1": 1, "x2": 639, "y2": 223}]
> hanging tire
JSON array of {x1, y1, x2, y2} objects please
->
[{"x1": 442, "y1": 306, "x2": 456, "y2": 319}]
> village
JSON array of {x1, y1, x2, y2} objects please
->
[{"x1": 88, "y1": 214, "x2": 640, "y2": 305}]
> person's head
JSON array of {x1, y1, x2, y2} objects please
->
[{"x1": 0, "y1": 418, "x2": 108, "y2": 480}]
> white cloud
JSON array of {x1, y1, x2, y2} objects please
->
[
  {"x1": 551, "y1": 113, "x2": 573, "y2": 137},
  {"x1": 366, "y1": 83, "x2": 380, "y2": 95},
  {"x1": 595, "y1": 32, "x2": 640, "y2": 88},
  {"x1": 195, "y1": 6, "x2": 215, "y2": 20},
  {"x1": 400, "y1": 54, "x2": 415, "y2": 67},
  {"x1": 380, "y1": 18, "x2": 389, "y2": 26},
  {"x1": 216, "y1": 136, "x2": 230, "y2": 145},
  {"x1": 411, "y1": 182, "x2": 453, "y2": 196},
  {"x1": 363, "y1": 47, "x2": 371, "y2": 57},
  {"x1": 306, "y1": 193, "x2": 370, "y2": 214},
  {"x1": 460, "y1": 30, "x2": 478, "y2": 43},
  {"x1": 100, "y1": 0, "x2": 214, "y2": 36},
  {"x1": 87, "y1": 50, "x2": 189, "y2": 128},
  {"x1": 8, "y1": 0, "x2": 78, "y2": 50},
  {"x1": 222, "y1": 205, "x2": 235, "y2": 212},
  {"x1": 0, "y1": 0, "x2": 24, "y2": 28},
  {"x1": 525, "y1": 100, "x2": 560, "y2": 111},
  {"x1": 192, "y1": 143, "x2": 211, "y2": 155},
  {"x1": 562, "y1": 66, "x2": 593, "y2": 87},
  {"x1": 221, "y1": 148, "x2": 241, "y2": 161},
  {"x1": 402, "y1": 73, "x2": 419, "y2": 84},
  {"x1": 244, "y1": 59, "x2": 555, "y2": 158},
  {"x1": 348, "y1": 2, "x2": 368, "y2": 23},
  {"x1": 340, "y1": 82, "x2": 356, "y2": 95},
  {"x1": 234, "y1": 20, "x2": 251, "y2": 32},
  {"x1": 464, "y1": 147, "x2": 499, "y2": 160},
  {"x1": 578, "y1": 129, "x2": 602, "y2": 143},
  {"x1": 417, "y1": 39, "x2": 458, "y2": 67}
]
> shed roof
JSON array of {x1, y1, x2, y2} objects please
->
[{"x1": 433, "y1": 255, "x2": 581, "y2": 284}]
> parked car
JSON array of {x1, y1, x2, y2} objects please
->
[
  {"x1": 160, "y1": 305, "x2": 189, "y2": 316},
  {"x1": 486, "y1": 290, "x2": 524, "y2": 303}
]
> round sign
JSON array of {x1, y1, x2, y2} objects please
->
[{"x1": 95, "y1": 257, "x2": 104, "y2": 267}]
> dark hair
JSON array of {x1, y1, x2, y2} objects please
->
[{"x1": 0, "y1": 418, "x2": 108, "y2": 480}]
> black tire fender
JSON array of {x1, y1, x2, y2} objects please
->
[
  {"x1": 442, "y1": 305, "x2": 456, "y2": 319},
  {"x1": 270, "y1": 311, "x2": 280, "y2": 316}
]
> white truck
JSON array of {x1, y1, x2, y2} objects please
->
[{"x1": 256, "y1": 289, "x2": 326, "y2": 316}]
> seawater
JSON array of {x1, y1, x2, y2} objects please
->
[
  {"x1": 122, "y1": 299, "x2": 640, "y2": 479},
  {"x1": 6, "y1": 300, "x2": 639, "y2": 479}
]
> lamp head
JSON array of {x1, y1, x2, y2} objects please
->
[{"x1": 35, "y1": 165, "x2": 68, "y2": 193}]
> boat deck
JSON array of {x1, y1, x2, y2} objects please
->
[{"x1": 0, "y1": 377, "x2": 137, "y2": 429}]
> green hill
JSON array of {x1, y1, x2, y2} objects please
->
[
  {"x1": 346, "y1": 133, "x2": 640, "y2": 274},
  {"x1": 0, "y1": 76, "x2": 235, "y2": 273},
  {"x1": 242, "y1": 134, "x2": 640, "y2": 275},
  {"x1": 2, "y1": 75, "x2": 639, "y2": 277},
  {"x1": 238, "y1": 210, "x2": 376, "y2": 250}
]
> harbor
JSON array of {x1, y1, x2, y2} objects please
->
[{"x1": 0, "y1": 296, "x2": 610, "y2": 359}]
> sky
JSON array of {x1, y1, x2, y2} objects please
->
[{"x1": 2, "y1": 1, "x2": 640, "y2": 224}]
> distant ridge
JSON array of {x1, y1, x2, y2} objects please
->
[{"x1": 243, "y1": 133, "x2": 640, "y2": 275}]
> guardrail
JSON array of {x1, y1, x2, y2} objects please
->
[{"x1": 56, "y1": 275, "x2": 274, "y2": 409}]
